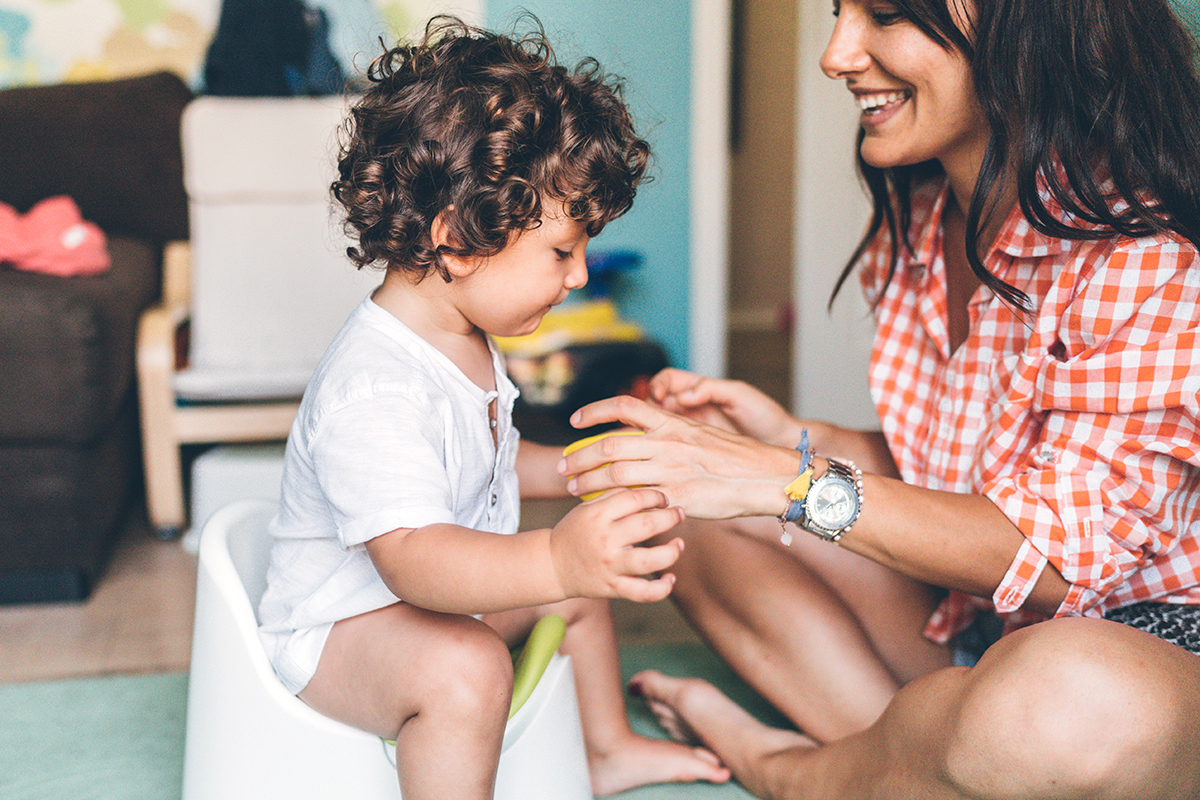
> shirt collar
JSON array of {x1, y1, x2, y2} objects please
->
[
  {"x1": 912, "y1": 175, "x2": 1075, "y2": 269},
  {"x1": 910, "y1": 181, "x2": 948, "y2": 272}
]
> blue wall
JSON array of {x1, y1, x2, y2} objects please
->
[
  {"x1": 1174, "y1": 0, "x2": 1200, "y2": 40},
  {"x1": 486, "y1": 1, "x2": 693, "y2": 368}
]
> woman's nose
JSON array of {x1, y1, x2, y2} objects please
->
[{"x1": 820, "y1": 12, "x2": 871, "y2": 79}]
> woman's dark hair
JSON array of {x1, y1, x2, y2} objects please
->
[
  {"x1": 334, "y1": 16, "x2": 651, "y2": 280},
  {"x1": 832, "y1": 0, "x2": 1200, "y2": 311}
]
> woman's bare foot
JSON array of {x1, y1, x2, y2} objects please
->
[
  {"x1": 627, "y1": 669, "x2": 817, "y2": 786},
  {"x1": 588, "y1": 730, "x2": 731, "y2": 796}
]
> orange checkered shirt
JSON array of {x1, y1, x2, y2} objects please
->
[{"x1": 860, "y1": 177, "x2": 1200, "y2": 643}]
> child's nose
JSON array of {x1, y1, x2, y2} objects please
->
[{"x1": 566, "y1": 254, "x2": 588, "y2": 290}]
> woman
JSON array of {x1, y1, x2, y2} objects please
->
[{"x1": 558, "y1": 0, "x2": 1200, "y2": 797}]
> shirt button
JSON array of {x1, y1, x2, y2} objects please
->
[{"x1": 490, "y1": 493, "x2": 498, "y2": 506}]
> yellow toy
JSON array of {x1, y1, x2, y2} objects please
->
[{"x1": 562, "y1": 430, "x2": 644, "y2": 500}]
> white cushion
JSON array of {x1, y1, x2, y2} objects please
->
[{"x1": 181, "y1": 97, "x2": 378, "y2": 398}]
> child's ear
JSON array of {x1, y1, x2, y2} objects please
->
[{"x1": 431, "y1": 207, "x2": 477, "y2": 279}]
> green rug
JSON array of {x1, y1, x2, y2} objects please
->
[
  {"x1": 0, "y1": 671, "x2": 187, "y2": 800},
  {"x1": 0, "y1": 643, "x2": 783, "y2": 799}
]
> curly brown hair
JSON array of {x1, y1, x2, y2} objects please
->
[{"x1": 332, "y1": 16, "x2": 652, "y2": 281}]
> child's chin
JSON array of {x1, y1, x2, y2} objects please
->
[{"x1": 516, "y1": 315, "x2": 548, "y2": 336}]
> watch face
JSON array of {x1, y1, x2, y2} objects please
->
[{"x1": 810, "y1": 480, "x2": 858, "y2": 529}]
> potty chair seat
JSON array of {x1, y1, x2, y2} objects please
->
[{"x1": 183, "y1": 499, "x2": 591, "y2": 800}]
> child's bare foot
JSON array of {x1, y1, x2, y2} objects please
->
[
  {"x1": 626, "y1": 669, "x2": 817, "y2": 786},
  {"x1": 587, "y1": 730, "x2": 731, "y2": 797}
]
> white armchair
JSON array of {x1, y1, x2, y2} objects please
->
[{"x1": 137, "y1": 96, "x2": 376, "y2": 538}]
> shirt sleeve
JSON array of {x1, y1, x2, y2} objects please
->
[
  {"x1": 981, "y1": 236, "x2": 1200, "y2": 617},
  {"x1": 309, "y1": 390, "x2": 457, "y2": 550}
]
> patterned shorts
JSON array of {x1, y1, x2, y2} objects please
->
[
  {"x1": 1103, "y1": 601, "x2": 1200, "y2": 656},
  {"x1": 952, "y1": 602, "x2": 1200, "y2": 667}
]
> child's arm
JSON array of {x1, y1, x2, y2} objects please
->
[
  {"x1": 516, "y1": 439, "x2": 572, "y2": 499},
  {"x1": 364, "y1": 487, "x2": 684, "y2": 613}
]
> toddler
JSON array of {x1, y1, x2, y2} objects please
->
[{"x1": 256, "y1": 17, "x2": 730, "y2": 799}]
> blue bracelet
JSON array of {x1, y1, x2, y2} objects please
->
[{"x1": 780, "y1": 429, "x2": 815, "y2": 525}]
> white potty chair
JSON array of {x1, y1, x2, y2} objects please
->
[{"x1": 183, "y1": 499, "x2": 593, "y2": 800}]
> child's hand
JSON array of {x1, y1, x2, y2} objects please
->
[{"x1": 549, "y1": 488, "x2": 684, "y2": 603}]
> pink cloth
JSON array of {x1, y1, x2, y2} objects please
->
[{"x1": 0, "y1": 196, "x2": 110, "y2": 276}]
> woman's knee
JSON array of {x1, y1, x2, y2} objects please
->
[{"x1": 943, "y1": 617, "x2": 1199, "y2": 799}]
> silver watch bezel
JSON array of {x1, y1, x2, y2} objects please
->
[{"x1": 799, "y1": 458, "x2": 862, "y2": 542}]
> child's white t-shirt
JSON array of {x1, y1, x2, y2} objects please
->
[{"x1": 257, "y1": 295, "x2": 522, "y2": 693}]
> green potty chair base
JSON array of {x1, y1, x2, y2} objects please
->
[{"x1": 509, "y1": 614, "x2": 567, "y2": 718}]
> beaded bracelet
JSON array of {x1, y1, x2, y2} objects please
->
[{"x1": 778, "y1": 429, "x2": 815, "y2": 546}]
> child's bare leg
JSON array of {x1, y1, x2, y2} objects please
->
[
  {"x1": 551, "y1": 596, "x2": 733, "y2": 795},
  {"x1": 299, "y1": 603, "x2": 514, "y2": 800}
]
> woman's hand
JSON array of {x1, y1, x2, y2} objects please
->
[
  {"x1": 648, "y1": 368, "x2": 804, "y2": 447},
  {"x1": 549, "y1": 487, "x2": 685, "y2": 604},
  {"x1": 559, "y1": 395, "x2": 799, "y2": 520}
]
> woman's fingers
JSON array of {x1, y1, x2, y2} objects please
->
[
  {"x1": 568, "y1": 457, "x2": 660, "y2": 503},
  {"x1": 648, "y1": 367, "x2": 708, "y2": 405},
  {"x1": 570, "y1": 394, "x2": 665, "y2": 432}
]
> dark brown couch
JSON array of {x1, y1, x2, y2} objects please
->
[{"x1": 0, "y1": 72, "x2": 191, "y2": 602}]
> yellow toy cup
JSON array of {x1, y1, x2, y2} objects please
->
[{"x1": 562, "y1": 430, "x2": 644, "y2": 501}]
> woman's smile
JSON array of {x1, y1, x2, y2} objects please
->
[{"x1": 854, "y1": 88, "x2": 912, "y2": 127}]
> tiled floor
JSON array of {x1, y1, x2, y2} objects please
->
[{"x1": 0, "y1": 498, "x2": 697, "y2": 685}]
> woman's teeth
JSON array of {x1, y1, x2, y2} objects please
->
[{"x1": 858, "y1": 91, "x2": 909, "y2": 112}]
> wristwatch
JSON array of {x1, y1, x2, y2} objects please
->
[{"x1": 799, "y1": 458, "x2": 863, "y2": 543}]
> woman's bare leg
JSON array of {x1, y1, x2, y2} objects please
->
[
  {"x1": 632, "y1": 616, "x2": 1200, "y2": 800},
  {"x1": 299, "y1": 603, "x2": 513, "y2": 800},
  {"x1": 665, "y1": 516, "x2": 951, "y2": 741},
  {"x1": 628, "y1": 668, "x2": 823, "y2": 799}
]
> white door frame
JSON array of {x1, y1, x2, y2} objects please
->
[
  {"x1": 791, "y1": 0, "x2": 876, "y2": 426},
  {"x1": 688, "y1": 0, "x2": 732, "y2": 378}
]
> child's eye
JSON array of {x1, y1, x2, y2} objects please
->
[{"x1": 554, "y1": 249, "x2": 572, "y2": 260}]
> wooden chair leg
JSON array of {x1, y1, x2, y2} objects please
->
[
  {"x1": 137, "y1": 305, "x2": 189, "y2": 539},
  {"x1": 143, "y1": 434, "x2": 186, "y2": 539}
]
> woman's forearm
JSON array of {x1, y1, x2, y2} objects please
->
[
  {"x1": 837, "y1": 470, "x2": 1069, "y2": 617},
  {"x1": 804, "y1": 422, "x2": 900, "y2": 479}
]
